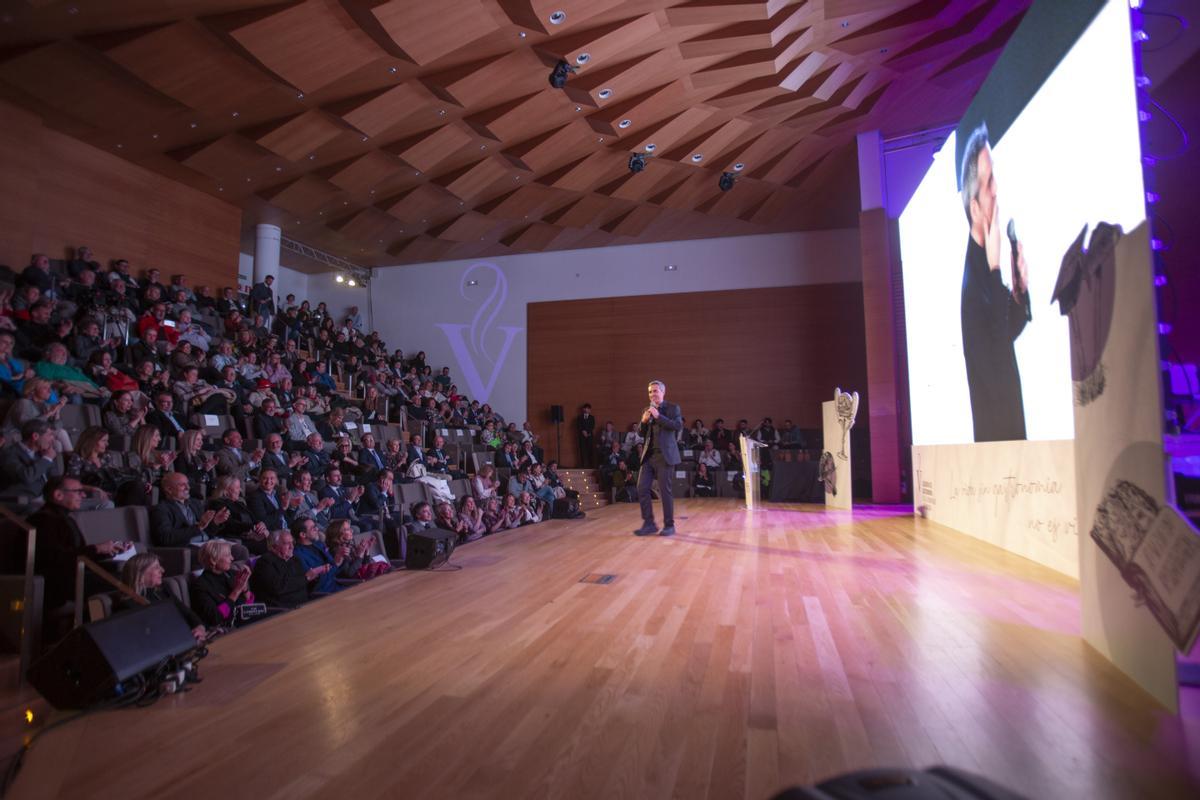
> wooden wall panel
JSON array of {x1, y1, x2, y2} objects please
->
[
  {"x1": 0, "y1": 99, "x2": 240, "y2": 289},
  {"x1": 527, "y1": 283, "x2": 868, "y2": 467}
]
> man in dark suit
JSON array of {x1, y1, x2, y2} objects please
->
[
  {"x1": 29, "y1": 476, "x2": 129, "y2": 615},
  {"x1": 301, "y1": 433, "x2": 330, "y2": 480},
  {"x1": 247, "y1": 468, "x2": 289, "y2": 530},
  {"x1": 358, "y1": 432, "x2": 387, "y2": 481},
  {"x1": 150, "y1": 471, "x2": 228, "y2": 547},
  {"x1": 318, "y1": 467, "x2": 366, "y2": 526},
  {"x1": 215, "y1": 428, "x2": 263, "y2": 483},
  {"x1": 260, "y1": 433, "x2": 306, "y2": 484},
  {"x1": 146, "y1": 391, "x2": 192, "y2": 441},
  {"x1": 958, "y1": 123, "x2": 1029, "y2": 442},
  {"x1": 253, "y1": 397, "x2": 286, "y2": 440},
  {"x1": 633, "y1": 380, "x2": 682, "y2": 537},
  {"x1": 405, "y1": 434, "x2": 426, "y2": 469},
  {"x1": 0, "y1": 419, "x2": 62, "y2": 500},
  {"x1": 576, "y1": 403, "x2": 596, "y2": 468},
  {"x1": 425, "y1": 434, "x2": 465, "y2": 479},
  {"x1": 250, "y1": 528, "x2": 312, "y2": 609}
]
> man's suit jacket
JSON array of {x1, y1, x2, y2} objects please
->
[
  {"x1": 147, "y1": 409, "x2": 191, "y2": 442},
  {"x1": 0, "y1": 444, "x2": 61, "y2": 498},
  {"x1": 215, "y1": 447, "x2": 255, "y2": 481},
  {"x1": 247, "y1": 488, "x2": 289, "y2": 530},
  {"x1": 253, "y1": 412, "x2": 285, "y2": 440},
  {"x1": 359, "y1": 447, "x2": 386, "y2": 476},
  {"x1": 318, "y1": 484, "x2": 358, "y2": 521},
  {"x1": 259, "y1": 450, "x2": 294, "y2": 483},
  {"x1": 360, "y1": 482, "x2": 394, "y2": 518},
  {"x1": 149, "y1": 498, "x2": 208, "y2": 547},
  {"x1": 28, "y1": 505, "x2": 97, "y2": 609},
  {"x1": 639, "y1": 401, "x2": 683, "y2": 466}
]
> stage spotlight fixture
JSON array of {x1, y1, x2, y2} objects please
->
[
  {"x1": 628, "y1": 153, "x2": 648, "y2": 173},
  {"x1": 718, "y1": 172, "x2": 736, "y2": 192},
  {"x1": 548, "y1": 59, "x2": 576, "y2": 89},
  {"x1": 336, "y1": 274, "x2": 345, "y2": 283}
]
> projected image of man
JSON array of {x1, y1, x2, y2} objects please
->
[{"x1": 959, "y1": 123, "x2": 1030, "y2": 442}]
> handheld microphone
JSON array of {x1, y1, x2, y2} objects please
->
[{"x1": 1007, "y1": 218, "x2": 1033, "y2": 323}]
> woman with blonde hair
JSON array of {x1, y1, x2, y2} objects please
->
[
  {"x1": 4, "y1": 377, "x2": 72, "y2": 454},
  {"x1": 190, "y1": 539, "x2": 256, "y2": 629},
  {"x1": 174, "y1": 428, "x2": 216, "y2": 499},
  {"x1": 118, "y1": 553, "x2": 206, "y2": 643},
  {"x1": 130, "y1": 425, "x2": 175, "y2": 496},
  {"x1": 471, "y1": 463, "x2": 499, "y2": 502}
]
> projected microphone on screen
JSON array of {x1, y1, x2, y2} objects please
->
[
  {"x1": 958, "y1": 123, "x2": 1030, "y2": 443},
  {"x1": 1007, "y1": 218, "x2": 1033, "y2": 323}
]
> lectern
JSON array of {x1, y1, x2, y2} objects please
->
[{"x1": 739, "y1": 434, "x2": 767, "y2": 511}]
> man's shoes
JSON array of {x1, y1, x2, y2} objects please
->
[
  {"x1": 633, "y1": 524, "x2": 659, "y2": 536},
  {"x1": 659, "y1": 526, "x2": 676, "y2": 536}
]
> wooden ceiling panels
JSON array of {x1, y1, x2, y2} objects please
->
[{"x1": 0, "y1": 0, "x2": 1029, "y2": 267}]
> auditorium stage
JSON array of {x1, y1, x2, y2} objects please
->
[{"x1": 10, "y1": 500, "x2": 1199, "y2": 799}]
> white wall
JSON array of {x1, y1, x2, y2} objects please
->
[{"x1": 366, "y1": 230, "x2": 862, "y2": 421}]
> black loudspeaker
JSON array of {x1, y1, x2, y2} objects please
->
[
  {"x1": 550, "y1": 404, "x2": 564, "y2": 423},
  {"x1": 405, "y1": 529, "x2": 457, "y2": 570},
  {"x1": 28, "y1": 602, "x2": 197, "y2": 709}
]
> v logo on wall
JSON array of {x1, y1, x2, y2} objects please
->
[{"x1": 435, "y1": 263, "x2": 522, "y2": 404}]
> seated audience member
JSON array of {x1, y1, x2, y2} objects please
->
[
  {"x1": 316, "y1": 406, "x2": 350, "y2": 442},
  {"x1": 214, "y1": 428, "x2": 262, "y2": 482},
  {"x1": 724, "y1": 441, "x2": 743, "y2": 471},
  {"x1": 249, "y1": 528, "x2": 312, "y2": 609},
  {"x1": 497, "y1": 441, "x2": 521, "y2": 472},
  {"x1": 0, "y1": 330, "x2": 34, "y2": 396},
  {"x1": 779, "y1": 419, "x2": 805, "y2": 448},
  {"x1": 357, "y1": 432, "x2": 386, "y2": 480},
  {"x1": 458, "y1": 495, "x2": 486, "y2": 541},
  {"x1": 471, "y1": 463, "x2": 500, "y2": 502},
  {"x1": 286, "y1": 398, "x2": 319, "y2": 444},
  {"x1": 29, "y1": 476, "x2": 129, "y2": 619},
  {"x1": 383, "y1": 437, "x2": 408, "y2": 477},
  {"x1": 507, "y1": 466, "x2": 535, "y2": 499},
  {"x1": 479, "y1": 420, "x2": 502, "y2": 451},
  {"x1": 62, "y1": 427, "x2": 117, "y2": 509},
  {"x1": 480, "y1": 496, "x2": 507, "y2": 535},
  {"x1": 293, "y1": 516, "x2": 343, "y2": 595},
  {"x1": 208, "y1": 476, "x2": 269, "y2": 556},
  {"x1": 260, "y1": 432, "x2": 305, "y2": 483},
  {"x1": 191, "y1": 539, "x2": 258, "y2": 629},
  {"x1": 174, "y1": 428, "x2": 216, "y2": 500},
  {"x1": 599, "y1": 441, "x2": 623, "y2": 488},
  {"x1": 710, "y1": 419, "x2": 731, "y2": 452},
  {"x1": 36, "y1": 343, "x2": 105, "y2": 400},
  {"x1": 301, "y1": 433, "x2": 330, "y2": 479},
  {"x1": 127, "y1": 327, "x2": 165, "y2": 371},
  {"x1": 151, "y1": 471, "x2": 229, "y2": 548},
  {"x1": 528, "y1": 463, "x2": 559, "y2": 507},
  {"x1": 103, "y1": 389, "x2": 147, "y2": 439},
  {"x1": 359, "y1": 469, "x2": 406, "y2": 552},
  {"x1": 518, "y1": 491, "x2": 544, "y2": 525},
  {"x1": 698, "y1": 439, "x2": 723, "y2": 470},
  {"x1": 146, "y1": 391, "x2": 192, "y2": 440},
  {"x1": 5, "y1": 378, "x2": 73, "y2": 455},
  {"x1": 434, "y1": 500, "x2": 469, "y2": 541},
  {"x1": 407, "y1": 501, "x2": 436, "y2": 540},
  {"x1": 130, "y1": 425, "x2": 177, "y2": 495},
  {"x1": 0, "y1": 419, "x2": 63, "y2": 500},
  {"x1": 611, "y1": 461, "x2": 635, "y2": 502},
  {"x1": 755, "y1": 417, "x2": 780, "y2": 445},
  {"x1": 693, "y1": 463, "x2": 716, "y2": 497},
  {"x1": 247, "y1": 468, "x2": 289, "y2": 531},
  {"x1": 500, "y1": 493, "x2": 523, "y2": 529},
  {"x1": 319, "y1": 467, "x2": 365, "y2": 523},
  {"x1": 405, "y1": 434, "x2": 426, "y2": 468},
  {"x1": 330, "y1": 436, "x2": 362, "y2": 484},
  {"x1": 118, "y1": 553, "x2": 206, "y2": 643},
  {"x1": 174, "y1": 364, "x2": 231, "y2": 416},
  {"x1": 325, "y1": 518, "x2": 382, "y2": 581},
  {"x1": 253, "y1": 397, "x2": 287, "y2": 440},
  {"x1": 286, "y1": 470, "x2": 334, "y2": 529}
]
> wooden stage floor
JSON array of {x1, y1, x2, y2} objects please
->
[{"x1": 10, "y1": 500, "x2": 1200, "y2": 799}]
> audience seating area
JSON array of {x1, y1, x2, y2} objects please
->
[{"x1": 0, "y1": 248, "x2": 578, "y2": 671}]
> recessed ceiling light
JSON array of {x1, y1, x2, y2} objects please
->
[
  {"x1": 841, "y1": 20, "x2": 850, "y2": 28},
  {"x1": 189, "y1": 122, "x2": 198, "y2": 128},
  {"x1": 217, "y1": 186, "x2": 223, "y2": 191},
  {"x1": 308, "y1": 154, "x2": 316, "y2": 160},
  {"x1": 549, "y1": 10, "x2": 566, "y2": 25},
  {"x1": 361, "y1": 136, "x2": 369, "y2": 142},
  {"x1": 231, "y1": 111, "x2": 239, "y2": 118},
  {"x1": 598, "y1": 137, "x2": 604, "y2": 143},
  {"x1": 336, "y1": 275, "x2": 344, "y2": 283},
  {"x1": 618, "y1": 119, "x2": 632, "y2": 129},
  {"x1": 645, "y1": 143, "x2": 657, "y2": 152},
  {"x1": 116, "y1": 144, "x2": 123, "y2": 149},
  {"x1": 664, "y1": 264, "x2": 677, "y2": 271},
  {"x1": 576, "y1": 53, "x2": 590, "y2": 65},
  {"x1": 369, "y1": 190, "x2": 375, "y2": 194},
  {"x1": 480, "y1": 144, "x2": 486, "y2": 150},
  {"x1": 467, "y1": 279, "x2": 479, "y2": 286},
  {"x1": 519, "y1": 31, "x2": 527, "y2": 39},
  {"x1": 691, "y1": 154, "x2": 704, "y2": 162},
  {"x1": 598, "y1": 88, "x2": 612, "y2": 100},
  {"x1": 343, "y1": 201, "x2": 348, "y2": 205},
  {"x1": 245, "y1": 177, "x2": 252, "y2": 182},
  {"x1": 151, "y1": 133, "x2": 158, "y2": 139},
  {"x1": 66, "y1": 6, "x2": 79, "y2": 15},
  {"x1": 297, "y1": 92, "x2": 304, "y2": 99},
  {"x1": 388, "y1": 66, "x2": 398, "y2": 74},
  {"x1": 733, "y1": 162, "x2": 745, "y2": 171},
  {"x1": 414, "y1": 171, "x2": 421, "y2": 176},
  {"x1": 575, "y1": 106, "x2": 582, "y2": 112},
  {"x1": 348, "y1": 279, "x2": 356, "y2": 287},
  {"x1": 438, "y1": 109, "x2": 446, "y2": 116},
  {"x1": 275, "y1": 166, "x2": 283, "y2": 172}
]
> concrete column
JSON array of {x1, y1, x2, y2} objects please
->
[
  {"x1": 856, "y1": 130, "x2": 885, "y2": 212},
  {"x1": 253, "y1": 224, "x2": 281, "y2": 284}
]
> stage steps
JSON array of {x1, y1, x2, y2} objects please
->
[{"x1": 557, "y1": 469, "x2": 609, "y2": 510}]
